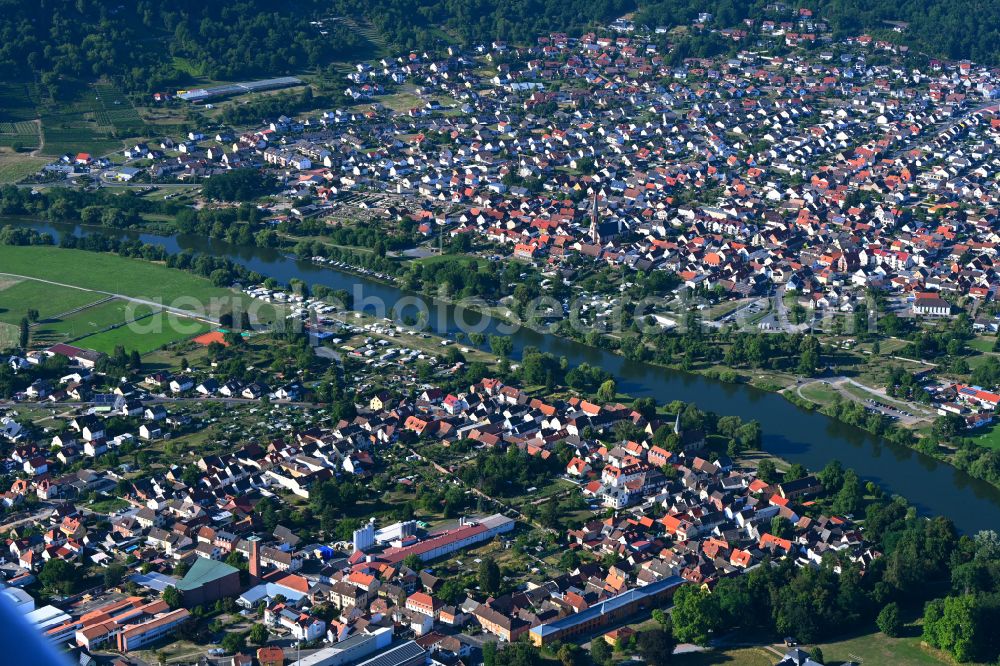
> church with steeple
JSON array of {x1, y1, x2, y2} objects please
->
[
  {"x1": 673, "y1": 410, "x2": 706, "y2": 452},
  {"x1": 589, "y1": 190, "x2": 602, "y2": 244},
  {"x1": 587, "y1": 191, "x2": 624, "y2": 245}
]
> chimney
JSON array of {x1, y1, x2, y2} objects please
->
[{"x1": 248, "y1": 535, "x2": 261, "y2": 585}]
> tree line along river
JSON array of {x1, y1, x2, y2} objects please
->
[{"x1": 8, "y1": 218, "x2": 1000, "y2": 533}]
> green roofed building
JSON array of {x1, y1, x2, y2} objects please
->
[{"x1": 176, "y1": 557, "x2": 241, "y2": 608}]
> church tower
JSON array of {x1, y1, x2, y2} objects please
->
[{"x1": 589, "y1": 191, "x2": 601, "y2": 245}]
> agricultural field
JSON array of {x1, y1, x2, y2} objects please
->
[
  {"x1": 0, "y1": 278, "x2": 104, "y2": 325},
  {"x1": 0, "y1": 81, "x2": 42, "y2": 152},
  {"x1": 40, "y1": 112, "x2": 123, "y2": 158},
  {"x1": 91, "y1": 82, "x2": 146, "y2": 137},
  {"x1": 0, "y1": 120, "x2": 40, "y2": 150},
  {"x1": 39, "y1": 81, "x2": 147, "y2": 156},
  {"x1": 0, "y1": 82, "x2": 39, "y2": 123},
  {"x1": 0, "y1": 257, "x2": 224, "y2": 353},
  {"x1": 0, "y1": 245, "x2": 253, "y2": 317},
  {"x1": 0, "y1": 82, "x2": 44, "y2": 179}
]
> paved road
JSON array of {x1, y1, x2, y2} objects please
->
[
  {"x1": 773, "y1": 285, "x2": 810, "y2": 334},
  {"x1": 0, "y1": 395, "x2": 322, "y2": 411},
  {"x1": 16, "y1": 181, "x2": 198, "y2": 190},
  {"x1": 0, "y1": 507, "x2": 53, "y2": 533}
]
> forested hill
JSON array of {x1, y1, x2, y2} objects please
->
[
  {"x1": 813, "y1": 0, "x2": 1000, "y2": 64},
  {"x1": 0, "y1": 0, "x2": 633, "y2": 95},
  {"x1": 635, "y1": 0, "x2": 1000, "y2": 65},
  {"x1": 342, "y1": 0, "x2": 1000, "y2": 66},
  {"x1": 4, "y1": 0, "x2": 1000, "y2": 98},
  {"x1": 0, "y1": 0, "x2": 368, "y2": 95},
  {"x1": 332, "y1": 0, "x2": 635, "y2": 51}
]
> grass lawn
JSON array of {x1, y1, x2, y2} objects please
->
[
  {"x1": 867, "y1": 337, "x2": 911, "y2": 355},
  {"x1": 508, "y1": 478, "x2": 577, "y2": 510},
  {"x1": 673, "y1": 648, "x2": 777, "y2": 666},
  {"x1": 74, "y1": 314, "x2": 211, "y2": 355},
  {"x1": 86, "y1": 497, "x2": 129, "y2": 513},
  {"x1": 139, "y1": 185, "x2": 201, "y2": 202},
  {"x1": 141, "y1": 344, "x2": 211, "y2": 372},
  {"x1": 0, "y1": 322, "x2": 16, "y2": 348},
  {"x1": 966, "y1": 353, "x2": 994, "y2": 371},
  {"x1": 377, "y1": 91, "x2": 428, "y2": 113},
  {"x1": 969, "y1": 423, "x2": 1000, "y2": 451},
  {"x1": 412, "y1": 253, "x2": 489, "y2": 271},
  {"x1": 0, "y1": 152, "x2": 46, "y2": 183},
  {"x1": 811, "y1": 630, "x2": 964, "y2": 665},
  {"x1": 706, "y1": 298, "x2": 749, "y2": 321},
  {"x1": 134, "y1": 638, "x2": 208, "y2": 665},
  {"x1": 0, "y1": 278, "x2": 104, "y2": 324},
  {"x1": 967, "y1": 336, "x2": 996, "y2": 353},
  {"x1": 0, "y1": 245, "x2": 252, "y2": 316},
  {"x1": 727, "y1": 368, "x2": 795, "y2": 390},
  {"x1": 798, "y1": 382, "x2": 840, "y2": 405},
  {"x1": 32, "y1": 299, "x2": 156, "y2": 344},
  {"x1": 0, "y1": 155, "x2": 46, "y2": 181}
]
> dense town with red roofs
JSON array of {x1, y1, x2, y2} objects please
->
[{"x1": 5, "y1": 3, "x2": 1000, "y2": 666}]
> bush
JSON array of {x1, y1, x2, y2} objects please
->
[
  {"x1": 877, "y1": 601, "x2": 902, "y2": 637},
  {"x1": 221, "y1": 631, "x2": 247, "y2": 654}
]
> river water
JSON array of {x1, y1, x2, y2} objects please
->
[{"x1": 8, "y1": 219, "x2": 1000, "y2": 532}]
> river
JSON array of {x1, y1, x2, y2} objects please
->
[{"x1": 8, "y1": 219, "x2": 1000, "y2": 532}]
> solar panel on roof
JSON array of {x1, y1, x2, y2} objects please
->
[{"x1": 355, "y1": 641, "x2": 426, "y2": 666}]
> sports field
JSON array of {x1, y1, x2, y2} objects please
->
[
  {"x1": 32, "y1": 299, "x2": 157, "y2": 345},
  {"x1": 74, "y1": 314, "x2": 212, "y2": 355}
]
